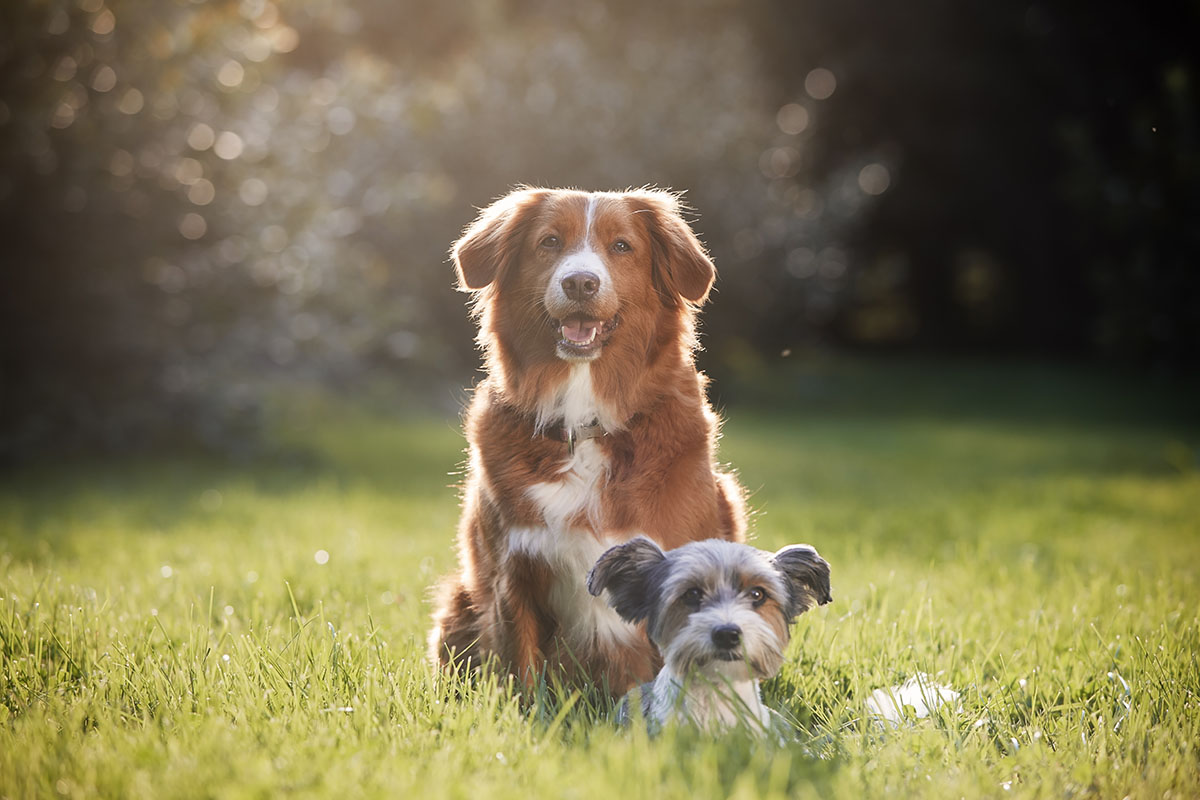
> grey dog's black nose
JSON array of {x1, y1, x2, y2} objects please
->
[
  {"x1": 561, "y1": 271, "x2": 600, "y2": 301},
  {"x1": 711, "y1": 624, "x2": 741, "y2": 650}
]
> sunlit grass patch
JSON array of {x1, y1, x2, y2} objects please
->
[{"x1": 2, "y1": 364, "x2": 1198, "y2": 798}]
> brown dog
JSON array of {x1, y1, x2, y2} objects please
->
[{"x1": 428, "y1": 188, "x2": 746, "y2": 695}]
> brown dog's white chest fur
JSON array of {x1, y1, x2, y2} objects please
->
[
  {"x1": 429, "y1": 188, "x2": 747, "y2": 694},
  {"x1": 516, "y1": 364, "x2": 639, "y2": 651}
]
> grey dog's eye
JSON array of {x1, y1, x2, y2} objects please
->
[
  {"x1": 682, "y1": 587, "x2": 703, "y2": 608},
  {"x1": 748, "y1": 587, "x2": 767, "y2": 607}
]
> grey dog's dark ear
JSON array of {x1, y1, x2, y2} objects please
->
[
  {"x1": 452, "y1": 187, "x2": 547, "y2": 290},
  {"x1": 587, "y1": 536, "x2": 667, "y2": 623},
  {"x1": 772, "y1": 544, "x2": 832, "y2": 619}
]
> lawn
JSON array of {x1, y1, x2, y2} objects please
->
[{"x1": 2, "y1": 362, "x2": 1198, "y2": 799}]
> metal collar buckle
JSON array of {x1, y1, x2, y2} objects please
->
[{"x1": 547, "y1": 420, "x2": 606, "y2": 456}]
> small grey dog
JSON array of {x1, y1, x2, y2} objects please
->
[{"x1": 587, "y1": 536, "x2": 831, "y2": 734}]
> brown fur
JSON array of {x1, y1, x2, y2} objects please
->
[
  {"x1": 755, "y1": 597, "x2": 792, "y2": 661},
  {"x1": 429, "y1": 188, "x2": 747, "y2": 695}
]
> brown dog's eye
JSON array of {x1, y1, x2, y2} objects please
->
[
  {"x1": 748, "y1": 587, "x2": 767, "y2": 607},
  {"x1": 682, "y1": 587, "x2": 703, "y2": 608},
  {"x1": 539, "y1": 234, "x2": 561, "y2": 250},
  {"x1": 612, "y1": 239, "x2": 631, "y2": 253}
]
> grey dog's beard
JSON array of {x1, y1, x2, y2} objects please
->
[{"x1": 663, "y1": 634, "x2": 776, "y2": 681}]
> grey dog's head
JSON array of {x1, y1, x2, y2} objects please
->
[{"x1": 587, "y1": 537, "x2": 831, "y2": 680}]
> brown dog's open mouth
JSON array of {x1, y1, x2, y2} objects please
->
[{"x1": 555, "y1": 314, "x2": 619, "y2": 357}]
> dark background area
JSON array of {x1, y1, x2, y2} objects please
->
[{"x1": 2, "y1": 0, "x2": 1197, "y2": 459}]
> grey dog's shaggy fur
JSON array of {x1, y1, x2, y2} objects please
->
[{"x1": 587, "y1": 537, "x2": 831, "y2": 733}]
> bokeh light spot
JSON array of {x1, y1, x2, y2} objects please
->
[
  {"x1": 175, "y1": 157, "x2": 203, "y2": 185},
  {"x1": 187, "y1": 123, "x2": 215, "y2": 151},
  {"x1": 213, "y1": 131, "x2": 244, "y2": 160},
  {"x1": 187, "y1": 179, "x2": 215, "y2": 206},
  {"x1": 243, "y1": 35, "x2": 272, "y2": 63},
  {"x1": 251, "y1": 2, "x2": 281, "y2": 29},
  {"x1": 266, "y1": 25, "x2": 299, "y2": 53},
  {"x1": 759, "y1": 146, "x2": 800, "y2": 180},
  {"x1": 858, "y1": 163, "x2": 891, "y2": 195},
  {"x1": 239, "y1": 178, "x2": 268, "y2": 206},
  {"x1": 117, "y1": 88, "x2": 143, "y2": 114},
  {"x1": 248, "y1": 258, "x2": 274, "y2": 286},
  {"x1": 91, "y1": 9, "x2": 116, "y2": 36},
  {"x1": 776, "y1": 103, "x2": 809, "y2": 135},
  {"x1": 51, "y1": 102, "x2": 76, "y2": 129},
  {"x1": 329, "y1": 207, "x2": 362, "y2": 237},
  {"x1": 805, "y1": 67, "x2": 837, "y2": 100},
  {"x1": 314, "y1": 549, "x2": 330, "y2": 565},
  {"x1": 91, "y1": 65, "x2": 117, "y2": 92},
  {"x1": 66, "y1": 83, "x2": 89, "y2": 109},
  {"x1": 54, "y1": 56, "x2": 77, "y2": 82},
  {"x1": 179, "y1": 213, "x2": 207, "y2": 240},
  {"x1": 217, "y1": 60, "x2": 245, "y2": 89}
]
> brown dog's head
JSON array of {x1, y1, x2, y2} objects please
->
[{"x1": 452, "y1": 188, "x2": 716, "y2": 376}]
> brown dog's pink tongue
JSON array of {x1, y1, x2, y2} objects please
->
[{"x1": 561, "y1": 319, "x2": 599, "y2": 343}]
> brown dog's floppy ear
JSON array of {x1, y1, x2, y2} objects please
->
[
  {"x1": 631, "y1": 190, "x2": 716, "y2": 305},
  {"x1": 452, "y1": 188, "x2": 546, "y2": 290},
  {"x1": 587, "y1": 536, "x2": 667, "y2": 623},
  {"x1": 772, "y1": 544, "x2": 832, "y2": 619}
]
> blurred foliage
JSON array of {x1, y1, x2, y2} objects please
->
[
  {"x1": 749, "y1": 0, "x2": 1200, "y2": 360},
  {"x1": 1, "y1": 0, "x2": 1197, "y2": 458}
]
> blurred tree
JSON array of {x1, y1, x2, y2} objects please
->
[
  {"x1": 750, "y1": 0, "x2": 1200, "y2": 363},
  {"x1": 0, "y1": 0, "x2": 239, "y2": 455},
  {"x1": 2, "y1": 0, "x2": 1195, "y2": 461},
  {"x1": 1, "y1": 0, "x2": 787, "y2": 458}
]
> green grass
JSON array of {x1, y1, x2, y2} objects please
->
[{"x1": 2, "y1": 362, "x2": 1199, "y2": 799}]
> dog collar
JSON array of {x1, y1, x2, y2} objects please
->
[{"x1": 543, "y1": 420, "x2": 607, "y2": 456}]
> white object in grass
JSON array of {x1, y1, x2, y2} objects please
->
[{"x1": 866, "y1": 673, "x2": 961, "y2": 726}]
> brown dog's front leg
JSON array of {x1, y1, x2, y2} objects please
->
[{"x1": 497, "y1": 554, "x2": 556, "y2": 690}]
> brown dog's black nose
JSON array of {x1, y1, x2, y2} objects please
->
[
  {"x1": 711, "y1": 624, "x2": 741, "y2": 650},
  {"x1": 561, "y1": 271, "x2": 600, "y2": 301}
]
